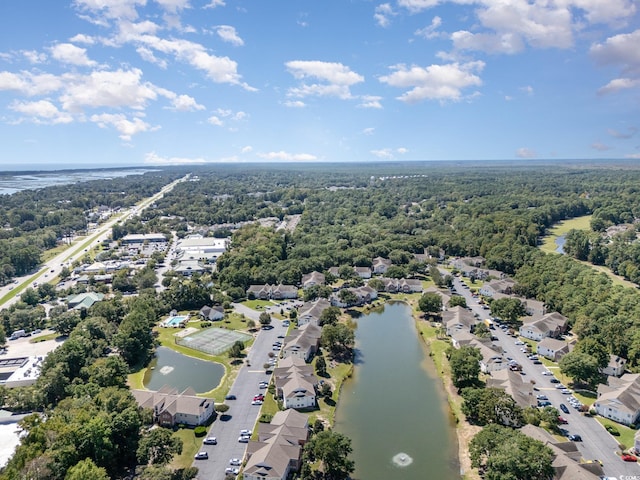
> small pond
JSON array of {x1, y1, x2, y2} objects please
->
[
  {"x1": 143, "y1": 346, "x2": 224, "y2": 393},
  {"x1": 555, "y1": 235, "x2": 566, "y2": 254}
]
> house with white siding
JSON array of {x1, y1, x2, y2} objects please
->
[
  {"x1": 601, "y1": 355, "x2": 627, "y2": 377},
  {"x1": 536, "y1": 338, "x2": 571, "y2": 361},
  {"x1": 519, "y1": 312, "x2": 568, "y2": 341},
  {"x1": 594, "y1": 373, "x2": 640, "y2": 426}
]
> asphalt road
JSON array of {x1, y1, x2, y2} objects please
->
[
  {"x1": 193, "y1": 314, "x2": 288, "y2": 480},
  {"x1": 449, "y1": 275, "x2": 640, "y2": 478},
  {"x1": 0, "y1": 175, "x2": 186, "y2": 311}
]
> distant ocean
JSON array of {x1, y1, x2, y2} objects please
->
[{"x1": 0, "y1": 167, "x2": 159, "y2": 196}]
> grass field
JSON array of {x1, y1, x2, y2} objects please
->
[{"x1": 595, "y1": 417, "x2": 636, "y2": 451}]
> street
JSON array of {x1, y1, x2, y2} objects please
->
[{"x1": 450, "y1": 275, "x2": 640, "y2": 478}]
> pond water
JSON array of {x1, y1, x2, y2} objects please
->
[
  {"x1": 555, "y1": 235, "x2": 566, "y2": 254},
  {"x1": 334, "y1": 302, "x2": 460, "y2": 480},
  {"x1": 143, "y1": 346, "x2": 224, "y2": 393}
]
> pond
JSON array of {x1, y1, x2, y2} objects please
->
[
  {"x1": 555, "y1": 235, "x2": 566, "y2": 254},
  {"x1": 334, "y1": 302, "x2": 460, "y2": 480},
  {"x1": 143, "y1": 346, "x2": 224, "y2": 393}
]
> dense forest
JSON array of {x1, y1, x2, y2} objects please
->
[{"x1": 2, "y1": 160, "x2": 640, "y2": 478}]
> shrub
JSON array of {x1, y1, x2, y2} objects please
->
[
  {"x1": 194, "y1": 426, "x2": 207, "y2": 437},
  {"x1": 215, "y1": 403, "x2": 230, "y2": 413},
  {"x1": 606, "y1": 425, "x2": 620, "y2": 436},
  {"x1": 259, "y1": 413, "x2": 273, "y2": 423}
]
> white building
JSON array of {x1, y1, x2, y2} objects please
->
[{"x1": 594, "y1": 373, "x2": 640, "y2": 426}]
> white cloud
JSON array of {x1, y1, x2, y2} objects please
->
[
  {"x1": 90, "y1": 113, "x2": 154, "y2": 140},
  {"x1": 215, "y1": 25, "x2": 244, "y2": 46},
  {"x1": 597, "y1": 78, "x2": 640, "y2": 95},
  {"x1": 374, "y1": 4, "x2": 396, "y2": 28},
  {"x1": 69, "y1": 34, "x2": 96, "y2": 45},
  {"x1": 59, "y1": 68, "x2": 158, "y2": 112},
  {"x1": 22, "y1": 50, "x2": 47, "y2": 64},
  {"x1": 370, "y1": 147, "x2": 407, "y2": 159},
  {"x1": 591, "y1": 29, "x2": 640, "y2": 94},
  {"x1": 516, "y1": 147, "x2": 536, "y2": 158},
  {"x1": 0, "y1": 71, "x2": 64, "y2": 96},
  {"x1": 362, "y1": 127, "x2": 375, "y2": 135},
  {"x1": 625, "y1": 153, "x2": 640, "y2": 159},
  {"x1": 415, "y1": 16, "x2": 443, "y2": 39},
  {"x1": 284, "y1": 100, "x2": 306, "y2": 108},
  {"x1": 591, "y1": 142, "x2": 611, "y2": 151},
  {"x1": 50, "y1": 43, "x2": 96, "y2": 66},
  {"x1": 357, "y1": 95, "x2": 383, "y2": 108},
  {"x1": 397, "y1": 0, "x2": 441, "y2": 14},
  {"x1": 144, "y1": 151, "x2": 208, "y2": 164},
  {"x1": 136, "y1": 46, "x2": 168, "y2": 68},
  {"x1": 451, "y1": 31, "x2": 524, "y2": 54},
  {"x1": 169, "y1": 94, "x2": 204, "y2": 111},
  {"x1": 257, "y1": 151, "x2": 318, "y2": 161},
  {"x1": 379, "y1": 61, "x2": 484, "y2": 103},
  {"x1": 556, "y1": 0, "x2": 636, "y2": 25},
  {"x1": 520, "y1": 85, "x2": 534, "y2": 95},
  {"x1": 9, "y1": 100, "x2": 73, "y2": 124},
  {"x1": 608, "y1": 127, "x2": 637, "y2": 139},
  {"x1": 241, "y1": 145, "x2": 253, "y2": 153},
  {"x1": 155, "y1": 0, "x2": 191, "y2": 13},
  {"x1": 286, "y1": 60, "x2": 364, "y2": 100},
  {"x1": 207, "y1": 115, "x2": 223, "y2": 126},
  {"x1": 74, "y1": 0, "x2": 146, "y2": 21},
  {"x1": 203, "y1": 0, "x2": 225, "y2": 8}
]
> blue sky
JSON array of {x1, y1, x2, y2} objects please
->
[{"x1": 0, "y1": 0, "x2": 638, "y2": 168}]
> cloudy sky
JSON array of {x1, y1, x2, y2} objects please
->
[{"x1": 0, "y1": 0, "x2": 638, "y2": 167}]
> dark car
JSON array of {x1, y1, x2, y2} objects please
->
[
  {"x1": 225, "y1": 394, "x2": 237, "y2": 400},
  {"x1": 559, "y1": 404, "x2": 570, "y2": 414},
  {"x1": 568, "y1": 434, "x2": 582, "y2": 442},
  {"x1": 550, "y1": 378, "x2": 560, "y2": 384}
]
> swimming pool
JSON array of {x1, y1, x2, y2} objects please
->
[{"x1": 164, "y1": 315, "x2": 188, "y2": 327}]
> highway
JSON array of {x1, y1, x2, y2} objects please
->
[
  {"x1": 0, "y1": 175, "x2": 187, "y2": 311},
  {"x1": 449, "y1": 274, "x2": 640, "y2": 479}
]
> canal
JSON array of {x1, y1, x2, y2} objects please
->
[{"x1": 334, "y1": 302, "x2": 460, "y2": 480}]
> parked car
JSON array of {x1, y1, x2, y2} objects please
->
[
  {"x1": 515, "y1": 340, "x2": 525, "y2": 345},
  {"x1": 561, "y1": 388, "x2": 572, "y2": 394},
  {"x1": 225, "y1": 467, "x2": 240, "y2": 475},
  {"x1": 251, "y1": 399, "x2": 263, "y2": 405},
  {"x1": 536, "y1": 395, "x2": 548, "y2": 400},
  {"x1": 230, "y1": 458, "x2": 242, "y2": 466},
  {"x1": 557, "y1": 416, "x2": 568, "y2": 424},
  {"x1": 259, "y1": 381, "x2": 269, "y2": 389},
  {"x1": 238, "y1": 436, "x2": 249, "y2": 443},
  {"x1": 203, "y1": 437, "x2": 217, "y2": 445},
  {"x1": 621, "y1": 454, "x2": 638, "y2": 462},
  {"x1": 253, "y1": 394, "x2": 264, "y2": 401},
  {"x1": 559, "y1": 404, "x2": 570, "y2": 414},
  {"x1": 240, "y1": 429, "x2": 252, "y2": 436},
  {"x1": 225, "y1": 394, "x2": 237, "y2": 400},
  {"x1": 568, "y1": 434, "x2": 582, "y2": 442},
  {"x1": 550, "y1": 378, "x2": 560, "y2": 384},
  {"x1": 538, "y1": 400, "x2": 552, "y2": 407},
  {"x1": 194, "y1": 452, "x2": 209, "y2": 460}
]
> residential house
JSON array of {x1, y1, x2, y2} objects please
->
[
  {"x1": 131, "y1": 385, "x2": 215, "y2": 427},
  {"x1": 601, "y1": 355, "x2": 627, "y2": 377},
  {"x1": 519, "y1": 312, "x2": 569, "y2": 341},
  {"x1": 301, "y1": 271, "x2": 325, "y2": 289},
  {"x1": 537, "y1": 338, "x2": 571, "y2": 361},
  {"x1": 443, "y1": 306, "x2": 477, "y2": 336},
  {"x1": 327, "y1": 267, "x2": 340, "y2": 277},
  {"x1": 244, "y1": 410, "x2": 309, "y2": 480},
  {"x1": 594, "y1": 373, "x2": 640, "y2": 426},
  {"x1": 523, "y1": 298, "x2": 546, "y2": 317},
  {"x1": 354, "y1": 266, "x2": 372, "y2": 279},
  {"x1": 521, "y1": 425, "x2": 604, "y2": 480},
  {"x1": 66, "y1": 291, "x2": 105, "y2": 310},
  {"x1": 297, "y1": 299, "x2": 331, "y2": 327},
  {"x1": 377, "y1": 277, "x2": 423, "y2": 293},
  {"x1": 273, "y1": 357, "x2": 319, "y2": 410},
  {"x1": 247, "y1": 284, "x2": 299, "y2": 300},
  {"x1": 423, "y1": 286, "x2": 451, "y2": 310},
  {"x1": 487, "y1": 369, "x2": 536, "y2": 408},
  {"x1": 451, "y1": 256, "x2": 485, "y2": 276},
  {"x1": 479, "y1": 278, "x2": 516, "y2": 297},
  {"x1": 199, "y1": 305, "x2": 224, "y2": 321},
  {"x1": 450, "y1": 330, "x2": 475, "y2": 349},
  {"x1": 281, "y1": 324, "x2": 322, "y2": 362},
  {"x1": 372, "y1": 257, "x2": 392, "y2": 274},
  {"x1": 329, "y1": 285, "x2": 378, "y2": 308},
  {"x1": 471, "y1": 339, "x2": 506, "y2": 374}
]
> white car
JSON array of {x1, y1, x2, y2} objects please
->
[
  {"x1": 251, "y1": 399, "x2": 263, "y2": 405},
  {"x1": 515, "y1": 340, "x2": 525, "y2": 345},
  {"x1": 240, "y1": 429, "x2": 252, "y2": 436},
  {"x1": 230, "y1": 458, "x2": 241, "y2": 466},
  {"x1": 225, "y1": 467, "x2": 239, "y2": 475},
  {"x1": 238, "y1": 436, "x2": 249, "y2": 443},
  {"x1": 541, "y1": 371, "x2": 552, "y2": 376},
  {"x1": 203, "y1": 437, "x2": 217, "y2": 445}
]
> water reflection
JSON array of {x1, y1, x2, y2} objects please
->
[{"x1": 143, "y1": 347, "x2": 224, "y2": 393}]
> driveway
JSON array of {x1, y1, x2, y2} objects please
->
[{"x1": 194, "y1": 309, "x2": 289, "y2": 480}]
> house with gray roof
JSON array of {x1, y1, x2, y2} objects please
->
[
  {"x1": 487, "y1": 369, "x2": 536, "y2": 408},
  {"x1": 247, "y1": 284, "x2": 299, "y2": 300},
  {"x1": 199, "y1": 305, "x2": 224, "y2": 321},
  {"x1": 131, "y1": 385, "x2": 215, "y2": 427},
  {"x1": 601, "y1": 354, "x2": 627, "y2": 377},
  {"x1": 297, "y1": 298, "x2": 331, "y2": 327},
  {"x1": 281, "y1": 324, "x2": 322, "y2": 362},
  {"x1": 272, "y1": 357, "x2": 318, "y2": 410},
  {"x1": 301, "y1": 271, "x2": 326, "y2": 289},
  {"x1": 377, "y1": 277, "x2": 423, "y2": 293},
  {"x1": 443, "y1": 306, "x2": 477, "y2": 336},
  {"x1": 479, "y1": 278, "x2": 516, "y2": 297},
  {"x1": 519, "y1": 312, "x2": 568, "y2": 341},
  {"x1": 372, "y1": 257, "x2": 392, "y2": 274},
  {"x1": 537, "y1": 337, "x2": 571, "y2": 361},
  {"x1": 594, "y1": 373, "x2": 640, "y2": 426}
]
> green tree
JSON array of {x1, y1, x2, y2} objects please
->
[
  {"x1": 461, "y1": 387, "x2": 523, "y2": 426},
  {"x1": 490, "y1": 297, "x2": 525, "y2": 325},
  {"x1": 137, "y1": 428, "x2": 183, "y2": 466},
  {"x1": 418, "y1": 292, "x2": 442, "y2": 316},
  {"x1": 315, "y1": 355, "x2": 327, "y2": 376},
  {"x1": 65, "y1": 459, "x2": 109, "y2": 480},
  {"x1": 303, "y1": 430, "x2": 355, "y2": 480},
  {"x1": 337, "y1": 289, "x2": 358, "y2": 306},
  {"x1": 228, "y1": 340, "x2": 245, "y2": 358},
  {"x1": 319, "y1": 306, "x2": 341, "y2": 326},
  {"x1": 449, "y1": 295, "x2": 467, "y2": 308},
  {"x1": 448, "y1": 345, "x2": 482, "y2": 389},
  {"x1": 573, "y1": 338, "x2": 609, "y2": 369},
  {"x1": 321, "y1": 323, "x2": 355, "y2": 358},
  {"x1": 559, "y1": 350, "x2": 601, "y2": 386},
  {"x1": 259, "y1": 312, "x2": 272, "y2": 327}
]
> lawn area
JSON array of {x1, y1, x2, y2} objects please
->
[
  {"x1": 170, "y1": 427, "x2": 203, "y2": 470},
  {"x1": 243, "y1": 299, "x2": 274, "y2": 311},
  {"x1": 595, "y1": 417, "x2": 636, "y2": 450},
  {"x1": 539, "y1": 215, "x2": 592, "y2": 254}
]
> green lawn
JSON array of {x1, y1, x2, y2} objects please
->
[
  {"x1": 170, "y1": 427, "x2": 203, "y2": 469},
  {"x1": 595, "y1": 417, "x2": 636, "y2": 450},
  {"x1": 539, "y1": 215, "x2": 592, "y2": 254}
]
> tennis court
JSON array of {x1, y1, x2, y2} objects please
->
[{"x1": 175, "y1": 327, "x2": 252, "y2": 355}]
